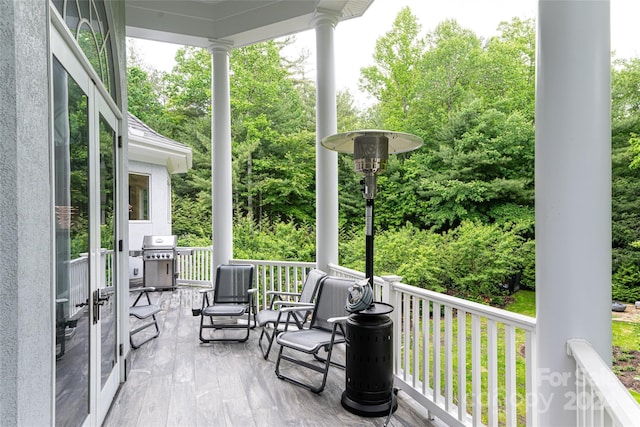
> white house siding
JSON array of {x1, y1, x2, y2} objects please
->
[{"x1": 128, "y1": 160, "x2": 173, "y2": 281}]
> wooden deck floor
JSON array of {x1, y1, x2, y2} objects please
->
[{"x1": 103, "y1": 287, "x2": 435, "y2": 427}]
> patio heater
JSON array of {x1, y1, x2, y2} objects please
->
[{"x1": 321, "y1": 130, "x2": 423, "y2": 417}]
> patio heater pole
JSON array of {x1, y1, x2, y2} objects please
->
[
  {"x1": 365, "y1": 197, "x2": 374, "y2": 286},
  {"x1": 321, "y1": 130, "x2": 422, "y2": 418}
]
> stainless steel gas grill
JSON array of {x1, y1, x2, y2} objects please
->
[{"x1": 142, "y1": 235, "x2": 179, "y2": 290}]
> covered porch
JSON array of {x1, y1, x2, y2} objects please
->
[
  {"x1": 122, "y1": 0, "x2": 635, "y2": 425},
  {"x1": 99, "y1": 257, "x2": 637, "y2": 426}
]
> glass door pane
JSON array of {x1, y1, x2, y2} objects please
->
[
  {"x1": 99, "y1": 115, "x2": 117, "y2": 389},
  {"x1": 54, "y1": 56, "x2": 91, "y2": 427}
]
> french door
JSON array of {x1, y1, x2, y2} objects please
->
[{"x1": 52, "y1": 21, "x2": 121, "y2": 427}]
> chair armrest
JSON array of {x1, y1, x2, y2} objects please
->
[
  {"x1": 248, "y1": 288, "x2": 258, "y2": 303},
  {"x1": 198, "y1": 287, "x2": 215, "y2": 309},
  {"x1": 266, "y1": 291, "x2": 302, "y2": 297},
  {"x1": 273, "y1": 301, "x2": 315, "y2": 309},
  {"x1": 130, "y1": 287, "x2": 156, "y2": 294},
  {"x1": 265, "y1": 290, "x2": 302, "y2": 309},
  {"x1": 327, "y1": 316, "x2": 350, "y2": 324},
  {"x1": 277, "y1": 304, "x2": 315, "y2": 313}
]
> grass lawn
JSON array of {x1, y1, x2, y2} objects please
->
[
  {"x1": 505, "y1": 289, "x2": 535, "y2": 317},
  {"x1": 507, "y1": 289, "x2": 639, "y2": 352},
  {"x1": 506, "y1": 289, "x2": 640, "y2": 403}
]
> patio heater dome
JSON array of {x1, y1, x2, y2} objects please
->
[{"x1": 322, "y1": 130, "x2": 423, "y2": 199}]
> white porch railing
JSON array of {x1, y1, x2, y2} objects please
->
[
  {"x1": 65, "y1": 250, "x2": 114, "y2": 319},
  {"x1": 567, "y1": 339, "x2": 640, "y2": 427},
  {"x1": 230, "y1": 258, "x2": 317, "y2": 311},
  {"x1": 67, "y1": 255, "x2": 89, "y2": 317},
  {"x1": 176, "y1": 246, "x2": 213, "y2": 285},
  {"x1": 328, "y1": 263, "x2": 537, "y2": 427}
]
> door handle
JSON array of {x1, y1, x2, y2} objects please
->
[{"x1": 92, "y1": 290, "x2": 109, "y2": 324}]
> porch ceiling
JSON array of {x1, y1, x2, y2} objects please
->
[{"x1": 125, "y1": 0, "x2": 374, "y2": 48}]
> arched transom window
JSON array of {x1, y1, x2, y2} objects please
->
[{"x1": 51, "y1": 0, "x2": 116, "y2": 99}]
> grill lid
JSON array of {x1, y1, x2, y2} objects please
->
[{"x1": 142, "y1": 235, "x2": 178, "y2": 250}]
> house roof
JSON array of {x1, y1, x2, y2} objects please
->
[
  {"x1": 127, "y1": 113, "x2": 193, "y2": 174},
  {"x1": 125, "y1": 0, "x2": 374, "y2": 48}
]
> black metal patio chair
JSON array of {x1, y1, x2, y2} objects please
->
[
  {"x1": 255, "y1": 268, "x2": 326, "y2": 359},
  {"x1": 198, "y1": 264, "x2": 256, "y2": 343},
  {"x1": 274, "y1": 276, "x2": 353, "y2": 393},
  {"x1": 129, "y1": 287, "x2": 162, "y2": 349}
]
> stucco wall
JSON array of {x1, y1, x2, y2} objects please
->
[
  {"x1": 0, "y1": 1, "x2": 127, "y2": 425},
  {"x1": 0, "y1": 1, "x2": 53, "y2": 425}
]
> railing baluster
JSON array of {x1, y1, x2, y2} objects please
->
[
  {"x1": 422, "y1": 298, "x2": 430, "y2": 397},
  {"x1": 488, "y1": 318, "x2": 498, "y2": 427},
  {"x1": 261, "y1": 264, "x2": 268, "y2": 310},
  {"x1": 505, "y1": 324, "x2": 516, "y2": 427},
  {"x1": 392, "y1": 282, "x2": 401, "y2": 381},
  {"x1": 444, "y1": 305, "x2": 453, "y2": 412},
  {"x1": 526, "y1": 329, "x2": 537, "y2": 427},
  {"x1": 412, "y1": 295, "x2": 419, "y2": 389},
  {"x1": 402, "y1": 293, "x2": 410, "y2": 383},
  {"x1": 269, "y1": 265, "x2": 275, "y2": 294},
  {"x1": 457, "y1": 309, "x2": 467, "y2": 422},
  {"x1": 472, "y1": 314, "x2": 482, "y2": 427},
  {"x1": 433, "y1": 302, "x2": 441, "y2": 405}
]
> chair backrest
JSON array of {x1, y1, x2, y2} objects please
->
[
  {"x1": 310, "y1": 276, "x2": 353, "y2": 332},
  {"x1": 213, "y1": 264, "x2": 254, "y2": 304},
  {"x1": 299, "y1": 269, "x2": 327, "y2": 304}
]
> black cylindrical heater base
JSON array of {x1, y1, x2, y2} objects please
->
[{"x1": 341, "y1": 303, "x2": 396, "y2": 417}]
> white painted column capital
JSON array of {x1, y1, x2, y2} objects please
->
[
  {"x1": 207, "y1": 38, "x2": 234, "y2": 55},
  {"x1": 312, "y1": 9, "x2": 340, "y2": 29}
]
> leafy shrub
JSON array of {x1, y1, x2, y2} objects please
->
[
  {"x1": 232, "y1": 216, "x2": 316, "y2": 261},
  {"x1": 374, "y1": 224, "x2": 446, "y2": 292},
  {"x1": 440, "y1": 221, "x2": 525, "y2": 303},
  {"x1": 177, "y1": 216, "x2": 316, "y2": 262},
  {"x1": 340, "y1": 220, "x2": 531, "y2": 304},
  {"x1": 518, "y1": 239, "x2": 536, "y2": 290},
  {"x1": 612, "y1": 263, "x2": 640, "y2": 303}
]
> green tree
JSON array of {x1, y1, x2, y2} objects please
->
[
  {"x1": 611, "y1": 59, "x2": 640, "y2": 277},
  {"x1": 411, "y1": 19, "x2": 484, "y2": 141},
  {"x1": 127, "y1": 66, "x2": 165, "y2": 128},
  {"x1": 479, "y1": 17, "x2": 536, "y2": 117},
  {"x1": 229, "y1": 41, "x2": 315, "y2": 222},
  {"x1": 359, "y1": 7, "x2": 424, "y2": 133},
  {"x1": 163, "y1": 47, "x2": 211, "y2": 117},
  {"x1": 413, "y1": 104, "x2": 534, "y2": 231}
]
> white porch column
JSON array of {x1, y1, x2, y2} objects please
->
[
  {"x1": 314, "y1": 11, "x2": 340, "y2": 272},
  {"x1": 208, "y1": 40, "x2": 234, "y2": 274},
  {"x1": 536, "y1": 1, "x2": 611, "y2": 425}
]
